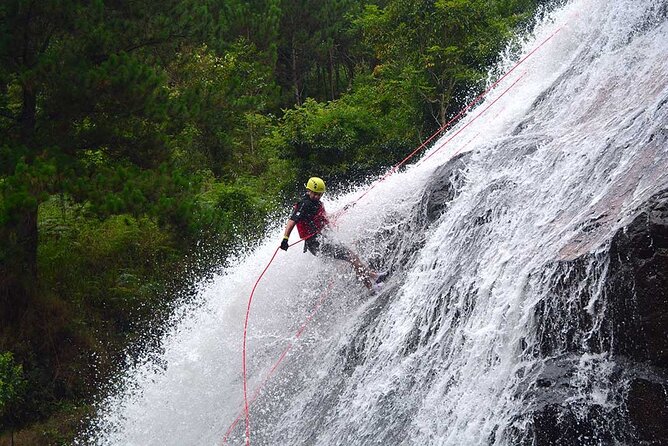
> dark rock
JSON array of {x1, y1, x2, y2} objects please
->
[
  {"x1": 421, "y1": 152, "x2": 470, "y2": 225},
  {"x1": 516, "y1": 189, "x2": 668, "y2": 445},
  {"x1": 627, "y1": 378, "x2": 668, "y2": 444},
  {"x1": 533, "y1": 255, "x2": 607, "y2": 358},
  {"x1": 512, "y1": 355, "x2": 667, "y2": 446},
  {"x1": 607, "y1": 189, "x2": 668, "y2": 368},
  {"x1": 531, "y1": 403, "x2": 614, "y2": 446}
]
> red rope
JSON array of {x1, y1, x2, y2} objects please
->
[
  {"x1": 237, "y1": 233, "x2": 320, "y2": 445},
  {"x1": 224, "y1": 277, "x2": 335, "y2": 444},
  {"x1": 240, "y1": 246, "x2": 281, "y2": 445}
]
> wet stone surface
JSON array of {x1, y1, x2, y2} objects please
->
[{"x1": 521, "y1": 189, "x2": 668, "y2": 445}]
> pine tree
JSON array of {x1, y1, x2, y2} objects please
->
[{"x1": 0, "y1": 0, "x2": 215, "y2": 314}]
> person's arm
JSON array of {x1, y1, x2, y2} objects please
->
[
  {"x1": 283, "y1": 219, "x2": 296, "y2": 239},
  {"x1": 280, "y1": 219, "x2": 297, "y2": 250}
]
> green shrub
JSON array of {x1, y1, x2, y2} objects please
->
[{"x1": 0, "y1": 352, "x2": 26, "y2": 419}]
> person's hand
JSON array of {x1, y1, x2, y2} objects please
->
[{"x1": 280, "y1": 237, "x2": 289, "y2": 251}]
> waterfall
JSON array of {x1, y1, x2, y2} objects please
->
[{"x1": 82, "y1": 0, "x2": 668, "y2": 444}]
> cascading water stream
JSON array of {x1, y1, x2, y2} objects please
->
[{"x1": 82, "y1": 0, "x2": 668, "y2": 444}]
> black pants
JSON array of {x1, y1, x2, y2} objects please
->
[{"x1": 304, "y1": 235, "x2": 351, "y2": 262}]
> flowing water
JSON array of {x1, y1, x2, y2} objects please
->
[{"x1": 83, "y1": 0, "x2": 668, "y2": 444}]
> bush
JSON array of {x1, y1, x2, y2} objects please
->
[{"x1": 0, "y1": 352, "x2": 26, "y2": 421}]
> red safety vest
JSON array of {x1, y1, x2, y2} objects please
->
[{"x1": 294, "y1": 201, "x2": 329, "y2": 239}]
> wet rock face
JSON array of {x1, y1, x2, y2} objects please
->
[
  {"x1": 531, "y1": 403, "x2": 616, "y2": 446},
  {"x1": 420, "y1": 152, "x2": 470, "y2": 226},
  {"x1": 369, "y1": 152, "x2": 470, "y2": 280},
  {"x1": 626, "y1": 378, "x2": 668, "y2": 444},
  {"x1": 605, "y1": 190, "x2": 668, "y2": 445},
  {"x1": 523, "y1": 189, "x2": 668, "y2": 445},
  {"x1": 518, "y1": 356, "x2": 667, "y2": 446},
  {"x1": 607, "y1": 189, "x2": 668, "y2": 368}
]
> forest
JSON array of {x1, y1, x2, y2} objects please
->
[{"x1": 0, "y1": 0, "x2": 539, "y2": 442}]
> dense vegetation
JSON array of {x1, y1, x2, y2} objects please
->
[{"x1": 0, "y1": 0, "x2": 538, "y2": 442}]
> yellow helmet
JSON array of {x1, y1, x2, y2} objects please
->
[{"x1": 305, "y1": 177, "x2": 326, "y2": 194}]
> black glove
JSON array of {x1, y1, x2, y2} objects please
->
[{"x1": 280, "y1": 237, "x2": 289, "y2": 251}]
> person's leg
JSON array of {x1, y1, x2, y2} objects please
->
[
  {"x1": 345, "y1": 249, "x2": 377, "y2": 289},
  {"x1": 322, "y1": 242, "x2": 377, "y2": 288},
  {"x1": 305, "y1": 238, "x2": 319, "y2": 256}
]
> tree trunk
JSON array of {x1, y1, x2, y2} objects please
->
[
  {"x1": 345, "y1": 58, "x2": 354, "y2": 89},
  {"x1": 291, "y1": 35, "x2": 302, "y2": 106},
  {"x1": 439, "y1": 78, "x2": 457, "y2": 126},
  {"x1": 328, "y1": 46, "x2": 335, "y2": 100},
  {"x1": 334, "y1": 51, "x2": 341, "y2": 98},
  {"x1": 0, "y1": 203, "x2": 39, "y2": 323}
]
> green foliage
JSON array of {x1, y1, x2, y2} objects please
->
[
  {"x1": 0, "y1": 157, "x2": 51, "y2": 220},
  {"x1": 196, "y1": 178, "x2": 270, "y2": 239},
  {"x1": 275, "y1": 74, "x2": 421, "y2": 178},
  {"x1": 0, "y1": 352, "x2": 26, "y2": 418},
  {"x1": 38, "y1": 201, "x2": 180, "y2": 332},
  {"x1": 275, "y1": 0, "x2": 364, "y2": 105},
  {"x1": 356, "y1": 0, "x2": 537, "y2": 124},
  {"x1": 167, "y1": 42, "x2": 279, "y2": 175}
]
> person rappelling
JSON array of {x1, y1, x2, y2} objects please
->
[{"x1": 280, "y1": 176, "x2": 387, "y2": 292}]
